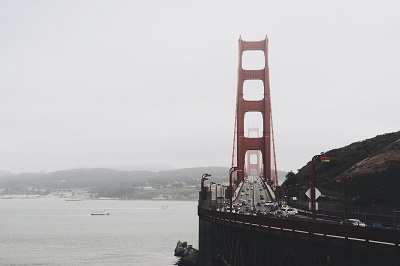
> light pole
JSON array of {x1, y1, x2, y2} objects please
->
[
  {"x1": 215, "y1": 183, "x2": 220, "y2": 206},
  {"x1": 210, "y1": 182, "x2": 216, "y2": 209},
  {"x1": 229, "y1": 167, "x2": 242, "y2": 213},
  {"x1": 311, "y1": 155, "x2": 330, "y2": 221},
  {"x1": 201, "y1": 173, "x2": 211, "y2": 207}
]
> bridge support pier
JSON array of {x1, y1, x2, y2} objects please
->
[{"x1": 199, "y1": 217, "x2": 220, "y2": 266}]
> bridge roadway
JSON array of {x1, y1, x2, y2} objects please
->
[
  {"x1": 198, "y1": 176, "x2": 400, "y2": 266},
  {"x1": 233, "y1": 176, "x2": 272, "y2": 214}
]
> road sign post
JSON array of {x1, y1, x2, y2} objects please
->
[{"x1": 310, "y1": 155, "x2": 330, "y2": 221}]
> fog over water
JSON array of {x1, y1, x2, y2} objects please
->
[{"x1": 1, "y1": 1, "x2": 399, "y2": 173}]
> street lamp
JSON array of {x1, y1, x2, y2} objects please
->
[
  {"x1": 210, "y1": 182, "x2": 216, "y2": 209},
  {"x1": 217, "y1": 183, "x2": 221, "y2": 205},
  {"x1": 311, "y1": 155, "x2": 330, "y2": 221},
  {"x1": 201, "y1": 173, "x2": 211, "y2": 206},
  {"x1": 213, "y1": 183, "x2": 221, "y2": 206},
  {"x1": 336, "y1": 175, "x2": 348, "y2": 218},
  {"x1": 229, "y1": 167, "x2": 242, "y2": 213}
]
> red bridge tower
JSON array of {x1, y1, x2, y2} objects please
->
[{"x1": 235, "y1": 36, "x2": 272, "y2": 185}]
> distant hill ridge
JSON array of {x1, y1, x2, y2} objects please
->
[
  {"x1": 0, "y1": 165, "x2": 287, "y2": 199},
  {"x1": 0, "y1": 166, "x2": 229, "y2": 187},
  {"x1": 284, "y1": 131, "x2": 400, "y2": 206},
  {"x1": 0, "y1": 167, "x2": 287, "y2": 187},
  {"x1": 0, "y1": 170, "x2": 13, "y2": 177}
]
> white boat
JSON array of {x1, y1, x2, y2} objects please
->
[{"x1": 91, "y1": 210, "x2": 110, "y2": 216}]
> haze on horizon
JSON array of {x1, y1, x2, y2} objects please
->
[{"x1": 1, "y1": 1, "x2": 399, "y2": 174}]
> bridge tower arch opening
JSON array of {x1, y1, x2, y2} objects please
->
[
  {"x1": 245, "y1": 127, "x2": 262, "y2": 177},
  {"x1": 235, "y1": 36, "x2": 272, "y2": 185}
]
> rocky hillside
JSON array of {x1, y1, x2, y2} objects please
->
[{"x1": 283, "y1": 131, "x2": 400, "y2": 206}]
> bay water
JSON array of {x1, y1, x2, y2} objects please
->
[{"x1": 0, "y1": 198, "x2": 198, "y2": 265}]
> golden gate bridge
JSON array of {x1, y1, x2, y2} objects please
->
[{"x1": 197, "y1": 36, "x2": 400, "y2": 266}]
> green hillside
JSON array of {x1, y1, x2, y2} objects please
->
[{"x1": 283, "y1": 131, "x2": 400, "y2": 207}]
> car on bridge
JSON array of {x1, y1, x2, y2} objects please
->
[
  {"x1": 274, "y1": 210, "x2": 288, "y2": 218},
  {"x1": 286, "y1": 208, "x2": 297, "y2": 217},
  {"x1": 264, "y1": 201, "x2": 273, "y2": 206},
  {"x1": 340, "y1": 219, "x2": 366, "y2": 227},
  {"x1": 270, "y1": 204, "x2": 279, "y2": 211},
  {"x1": 264, "y1": 212, "x2": 275, "y2": 218},
  {"x1": 256, "y1": 209, "x2": 265, "y2": 216}
]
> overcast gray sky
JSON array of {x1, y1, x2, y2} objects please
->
[{"x1": 1, "y1": 1, "x2": 399, "y2": 174}]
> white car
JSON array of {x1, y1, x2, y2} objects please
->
[
  {"x1": 286, "y1": 208, "x2": 296, "y2": 217},
  {"x1": 264, "y1": 201, "x2": 273, "y2": 206},
  {"x1": 281, "y1": 206, "x2": 289, "y2": 213}
]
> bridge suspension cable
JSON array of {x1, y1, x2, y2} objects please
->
[
  {"x1": 231, "y1": 92, "x2": 238, "y2": 169},
  {"x1": 231, "y1": 46, "x2": 241, "y2": 169},
  {"x1": 271, "y1": 105, "x2": 279, "y2": 187}
]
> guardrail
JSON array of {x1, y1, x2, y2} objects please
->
[
  {"x1": 290, "y1": 201, "x2": 398, "y2": 228},
  {"x1": 265, "y1": 183, "x2": 275, "y2": 201},
  {"x1": 232, "y1": 181, "x2": 243, "y2": 202},
  {"x1": 198, "y1": 207, "x2": 400, "y2": 255}
]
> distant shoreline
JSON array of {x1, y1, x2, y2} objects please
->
[{"x1": 0, "y1": 195, "x2": 198, "y2": 201}]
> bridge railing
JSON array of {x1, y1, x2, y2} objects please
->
[
  {"x1": 198, "y1": 207, "x2": 400, "y2": 255},
  {"x1": 289, "y1": 198, "x2": 396, "y2": 216},
  {"x1": 289, "y1": 200, "x2": 399, "y2": 228}
]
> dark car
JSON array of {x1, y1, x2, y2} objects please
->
[
  {"x1": 270, "y1": 204, "x2": 278, "y2": 211},
  {"x1": 274, "y1": 210, "x2": 288, "y2": 218},
  {"x1": 264, "y1": 212, "x2": 275, "y2": 218},
  {"x1": 256, "y1": 210, "x2": 265, "y2": 216},
  {"x1": 340, "y1": 219, "x2": 366, "y2": 227}
]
